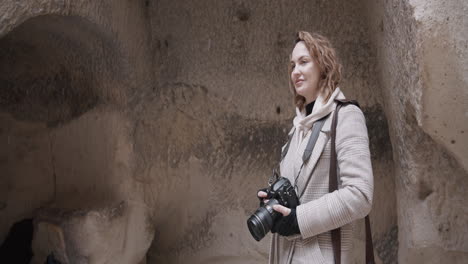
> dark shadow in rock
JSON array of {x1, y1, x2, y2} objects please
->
[{"x1": 0, "y1": 218, "x2": 33, "y2": 264}]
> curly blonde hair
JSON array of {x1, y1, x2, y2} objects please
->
[{"x1": 288, "y1": 31, "x2": 342, "y2": 110}]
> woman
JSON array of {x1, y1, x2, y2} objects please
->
[{"x1": 258, "y1": 31, "x2": 373, "y2": 263}]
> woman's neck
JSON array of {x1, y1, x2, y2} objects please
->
[{"x1": 305, "y1": 100, "x2": 315, "y2": 116}]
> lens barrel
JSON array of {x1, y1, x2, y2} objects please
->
[{"x1": 247, "y1": 199, "x2": 280, "y2": 241}]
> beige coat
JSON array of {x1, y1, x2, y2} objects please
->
[{"x1": 269, "y1": 88, "x2": 373, "y2": 264}]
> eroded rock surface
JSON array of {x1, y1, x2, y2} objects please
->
[{"x1": 0, "y1": 0, "x2": 465, "y2": 263}]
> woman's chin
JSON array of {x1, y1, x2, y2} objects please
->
[{"x1": 295, "y1": 87, "x2": 309, "y2": 97}]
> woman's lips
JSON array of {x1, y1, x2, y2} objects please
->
[{"x1": 295, "y1": 80, "x2": 304, "y2": 86}]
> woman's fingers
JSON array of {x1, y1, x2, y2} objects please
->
[
  {"x1": 257, "y1": 191, "x2": 268, "y2": 198},
  {"x1": 273, "y1": 205, "x2": 291, "y2": 216}
]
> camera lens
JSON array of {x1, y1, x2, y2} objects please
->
[{"x1": 247, "y1": 199, "x2": 280, "y2": 241}]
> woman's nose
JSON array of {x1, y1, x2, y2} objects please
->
[{"x1": 292, "y1": 67, "x2": 300, "y2": 78}]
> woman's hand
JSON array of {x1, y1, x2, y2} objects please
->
[
  {"x1": 271, "y1": 208, "x2": 300, "y2": 236},
  {"x1": 257, "y1": 190, "x2": 269, "y2": 206},
  {"x1": 273, "y1": 204, "x2": 291, "y2": 216},
  {"x1": 257, "y1": 191, "x2": 268, "y2": 198},
  {"x1": 258, "y1": 190, "x2": 291, "y2": 216}
]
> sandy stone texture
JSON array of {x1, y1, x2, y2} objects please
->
[{"x1": 0, "y1": 0, "x2": 465, "y2": 263}]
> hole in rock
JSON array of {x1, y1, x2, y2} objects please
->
[
  {"x1": 0, "y1": 218, "x2": 33, "y2": 264},
  {"x1": 0, "y1": 15, "x2": 130, "y2": 262}
]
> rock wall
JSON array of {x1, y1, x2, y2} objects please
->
[
  {"x1": 0, "y1": 0, "x2": 465, "y2": 263},
  {"x1": 0, "y1": 1, "x2": 154, "y2": 263},
  {"x1": 365, "y1": 0, "x2": 468, "y2": 263}
]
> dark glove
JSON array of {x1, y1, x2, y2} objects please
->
[{"x1": 271, "y1": 208, "x2": 300, "y2": 236}]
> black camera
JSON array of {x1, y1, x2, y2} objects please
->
[{"x1": 247, "y1": 176, "x2": 299, "y2": 241}]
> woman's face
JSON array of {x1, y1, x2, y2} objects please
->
[{"x1": 290, "y1": 41, "x2": 321, "y2": 104}]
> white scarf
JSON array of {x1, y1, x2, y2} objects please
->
[{"x1": 293, "y1": 88, "x2": 346, "y2": 140}]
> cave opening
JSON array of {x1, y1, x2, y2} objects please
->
[{"x1": 0, "y1": 14, "x2": 126, "y2": 263}]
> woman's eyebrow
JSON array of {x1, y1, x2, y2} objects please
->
[{"x1": 291, "y1": 55, "x2": 309, "y2": 63}]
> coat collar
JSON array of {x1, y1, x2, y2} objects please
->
[{"x1": 288, "y1": 89, "x2": 346, "y2": 198}]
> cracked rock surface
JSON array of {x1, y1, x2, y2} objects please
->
[{"x1": 0, "y1": 0, "x2": 466, "y2": 263}]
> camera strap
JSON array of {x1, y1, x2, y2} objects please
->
[
  {"x1": 276, "y1": 115, "x2": 328, "y2": 191},
  {"x1": 280, "y1": 128, "x2": 295, "y2": 162},
  {"x1": 302, "y1": 115, "x2": 327, "y2": 163},
  {"x1": 280, "y1": 115, "x2": 328, "y2": 164},
  {"x1": 295, "y1": 115, "x2": 329, "y2": 196}
]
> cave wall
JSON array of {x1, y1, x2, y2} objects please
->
[
  {"x1": 0, "y1": 1, "x2": 154, "y2": 263},
  {"x1": 364, "y1": 0, "x2": 468, "y2": 263},
  {"x1": 0, "y1": 0, "x2": 465, "y2": 263}
]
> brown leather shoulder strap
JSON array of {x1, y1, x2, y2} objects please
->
[
  {"x1": 334, "y1": 98, "x2": 361, "y2": 108},
  {"x1": 365, "y1": 215, "x2": 375, "y2": 264},
  {"x1": 330, "y1": 102, "x2": 342, "y2": 264},
  {"x1": 330, "y1": 100, "x2": 375, "y2": 264}
]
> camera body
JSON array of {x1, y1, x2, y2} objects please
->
[
  {"x1": 247, "y1": 177, "x2": 299, "y2": 241},
  {"x1": 263, "y1": 177, "x2": 299, "y2": 209}
]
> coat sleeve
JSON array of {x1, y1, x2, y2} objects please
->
[{"x1": 296, "y1": 105, "x2": 374, "y2": 239}]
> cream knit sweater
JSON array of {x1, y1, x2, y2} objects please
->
[{"x1": 269, "y1": 88, "x2": 373, "y2": 264}]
